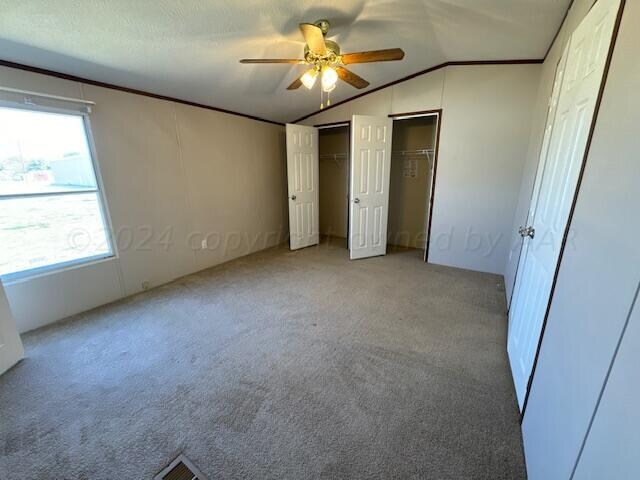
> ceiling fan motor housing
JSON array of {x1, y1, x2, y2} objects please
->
[{"x1": 304, "y1": 40, "x2": 341, "y2": 66}]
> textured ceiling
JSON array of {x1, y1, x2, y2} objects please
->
[{"x1": 0, "y1": 0, "x2": 571, "y2": 123}]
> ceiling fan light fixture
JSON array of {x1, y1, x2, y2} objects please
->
[
  {"x1": 301, "y1": 68, "x2": 318, "y2": 89},
  {"x1": 323, "y1": 83, "x2": 336, "y2": 93},
  {"x1": 321, "y1": 66, "x2": 338, "y2": 92}
]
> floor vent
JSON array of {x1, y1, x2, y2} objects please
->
[{"x1": 155, "y1": 454, "x2": 207, "y2": 480}]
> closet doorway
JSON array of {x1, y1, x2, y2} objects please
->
[
  {"x1": 388, "y1": 112, "x2": 440, "y2": 262},
  {"x1": 318, "y1": 122, "x2": 350, "y2": 249},
  {"x1": 287, "y1": 113, "x2": 440, "y2": 262}
]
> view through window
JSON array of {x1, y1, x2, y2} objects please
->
[{"x1": 0, "y1": 106, "x2": 112, "y2": 277}]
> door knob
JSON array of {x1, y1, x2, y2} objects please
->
[
  {"x1": 354, "y1": 198, "x2": 360, "y2": 204},
  {"x1": 518, "y1": 226, "x2": 535, "y2": 239},
  {"x1": 290, "y1": 195, "x2": 297, "y2": 200}
]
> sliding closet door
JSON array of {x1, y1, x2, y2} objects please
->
[
  {"x1": 285, "y1": 124, "x2": 319, "y2": 250},
  {"x1": 349, "y1": 115, "x2": 393, "y2": 260},
  {"x1": 508, "y1": 0, "x2": 622, "y2": 409}
]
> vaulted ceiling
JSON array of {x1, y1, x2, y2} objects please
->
[{"x1": 0, "y1": 0, "x2": 571, "y2": 123}]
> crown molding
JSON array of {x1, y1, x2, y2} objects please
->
[
  {"x1": 0, "y1": 59, "x2": 285, "y2": 126},
  {"x1": 291, "y1": 59, "x2": 544, "y2": 124}
]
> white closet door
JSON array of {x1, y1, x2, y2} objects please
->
[
  {"x1": 0, "y1": 283, "x2": 23, "y2": 375},
  {"x1": 349, "y1": 115, "x2": 393, "y2": 260},
  {"x1": 508, "y1": 41, "x2": 571, "y2": 402},
  {"x1": 285, "y1": 124, "x2": 319, "y2": 250},
  {"x1": 508, "y1": 0, "x2": 622, "y2": 409}
]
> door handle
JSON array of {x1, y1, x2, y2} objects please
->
[
  {"x1": 518, "y1": 226, "x2": 535, "y2": 239},
  {"x1": 289, "y1": 195, "x2": 297, "y2": 200},
  {"x1": 354, "y1": 198, "x2": 360, "y2": 204}
]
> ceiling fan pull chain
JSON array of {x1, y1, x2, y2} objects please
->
[{"x1": 320, "y1": 88, "x2": 324, "y2": 109}]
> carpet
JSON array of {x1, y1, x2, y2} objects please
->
[{"x1": 0, "y1": 238, "x2": 526, "y2": 479}]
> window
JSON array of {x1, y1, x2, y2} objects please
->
[{"x1": 0, "y1": 105, "x2": 113, "y2": 278}]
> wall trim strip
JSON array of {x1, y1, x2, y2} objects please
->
[
  {"x1": 423, "y1": 110, "x2": 443, "y2": 264},
  {"x1": 544, "y1": 0, "x2": 576, "y2": 60},
  {"x1": 388, "y1": 109, "x2": 442, "y2": 119},
  {"x1": 0, "y1": 59, "x2": 285, "y2": 126},
  {"x1": 1, "y1": 57, "x2": 546, "y2": 128},
  {"x1": 313, "y1": 120, "x2": 352, "y2": 128},
  {"x1": 291, "y1": 59, "x2": 543, "y2": 124}
]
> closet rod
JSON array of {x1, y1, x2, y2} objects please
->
[{"x1": 391, "y1": 148, "x2": 434, "y2": 156}]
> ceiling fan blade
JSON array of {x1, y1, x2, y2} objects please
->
[
  {"x1": 341, "y1": 48, "x2": 405, "y2": 64},
  {"x1": 287, "y1": 74, "x2": 304, "y2": 90},
  {"x1": 240, "y1": 59, "x2": 305, "y2": 64},
  {"x1": 336, "y1": 67, "x2": 369, "y2": 89},
  {"x1": 299, "y1": 23, "x2": 326, "y2": 55}
]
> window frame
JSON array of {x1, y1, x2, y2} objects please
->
[{"x1": 0, "y1": 100, "x2": 117, "y2": 282}]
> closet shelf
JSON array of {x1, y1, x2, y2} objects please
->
[{"x1": 319, "y1": 153, "x2": 348, "y2": 165}]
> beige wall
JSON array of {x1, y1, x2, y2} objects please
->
[
  {"x1": 0, "y1": 66, "x2": 287, "y2": 332},
  {"x1": 318, "y1": 127, "x2": 349, "y2": 238},
  {"x1": 388, "y1": 117, "x2": 437, "y2": 249},
  {"x1": 300, "y1": 64, "x2": 540, "y2": 275}
]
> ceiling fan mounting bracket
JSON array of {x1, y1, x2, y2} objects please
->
[{"x1": 314, "y1": 19, "x2": 330, "y2": 36}]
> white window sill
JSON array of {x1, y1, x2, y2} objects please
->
[{"x1": 1, "y1": 254, "x2": 117, "y2": 286}]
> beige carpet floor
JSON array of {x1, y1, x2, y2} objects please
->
[{"x1": 0, "y1": 238, "x2": 525, "y2": 479}]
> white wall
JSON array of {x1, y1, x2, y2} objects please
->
[
  {"x1": 0, "y1": 66, "x2": 287, "y2": 333},
  {"x1": 300, "y1": 64, "x2": 540, "y2": 275},
  {"x1": 0, "y1": 281, "x2": 23, "y2": 374},
  {"x1": 521, "y1": 1, "x2": 640, "y2": 478},
  {"x1": 572, "y1": 290, "x2": 640, "y2": 479}
]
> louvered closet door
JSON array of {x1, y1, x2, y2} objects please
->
[
  {"x1": 508, "y1": 0, "x2": 622, "y2": 409},
  {"x1": 286, "y1": 124, "x2": 319, "y2": 250},
  {"x1": 349, "y1": 115, "x2": 393, "y2": 260}
]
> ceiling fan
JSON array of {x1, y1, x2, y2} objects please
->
[{"x1": 240, "y1": 19, "x2": 404, "y2": 107}]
